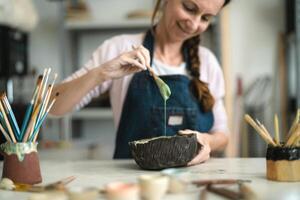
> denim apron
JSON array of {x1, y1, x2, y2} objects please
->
[{"x1": 113, "y1": 30, "x2": 214, "y2": 158}]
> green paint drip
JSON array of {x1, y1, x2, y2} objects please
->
[
  {"x1": 164, "y1": 100, "x2": 166, "y2": 136},
  {"x1": 154, "y1": 77, "x2": 171, "y2": 101},
  {"x1": 0, "y1": 142, "x2": 37, "y2": 162},
  {"x1": 154, "y1": 77, "x2": 171, "y2": 136}
]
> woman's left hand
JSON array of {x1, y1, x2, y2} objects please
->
[{"x1": 178, "y1": 129, "x2": 211, "y2": 166}]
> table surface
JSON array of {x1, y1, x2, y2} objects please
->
[{"x1": 0, "y1": 158, "x2": 300, "y2": 200}]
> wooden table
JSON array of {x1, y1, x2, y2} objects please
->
[{"x1": 0, "y1": 158, "x2": 300, "y2": 199}]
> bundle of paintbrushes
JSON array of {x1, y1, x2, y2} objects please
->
[
  {"x1": 0, "y1": 68, "x2": 59, "y2": 143},
  {"x1": 244, "y1": 110, "x2": 300, "y2": 147}
]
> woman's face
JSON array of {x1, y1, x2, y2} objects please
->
[{"x1": 160, "y1": 0, "x2": 225, "y2": 42}]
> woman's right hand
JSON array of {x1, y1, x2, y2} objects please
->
[{"x1": 98, "y1": 45, "x2": 150, "y2": 80}]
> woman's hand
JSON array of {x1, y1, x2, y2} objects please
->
[
  {"x1": 178, "y1": 129, "x2": 211, "y2": 166},
  {"x1": 98, "y1": 45, "x2": 150, "y2": 80}
]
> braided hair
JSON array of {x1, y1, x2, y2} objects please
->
[{"x1": 183, "y1": 35, "x2": 214, "y2": 112}]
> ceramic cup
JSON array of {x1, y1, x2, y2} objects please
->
[
  {"x1": 138, "y1": 174, "x2": 169, "y2": 200},
  {"x1": 105, "y1": 182, "x2": 140, "y2": 200},
  {"x1": 0, "y1": 142, "x2": 42, "y2": 184},
  {"x1": 266, "y1": 145, "x2": 300, "y2": 182},
  {"x1": 161, "y1": 168, "x2": 188, "y2": 193}
]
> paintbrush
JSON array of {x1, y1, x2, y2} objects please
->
[
  {"x1": 36, "y1": 73, "x2": 58, "y2": 125},
  {"x1": 0, "y1": 101, "x2": 16, "y2": 143},
  {"x1": 0, "y1": 123, "x2": 12, "y2": 142},
  {"x1": 1, "y1": 93, "x2": 21, "y2": 141},
  {"x1": 22, "y1": 103, "x2": 42, "y2": 142},
  {"x1": 33, "y1": 72, "x2": 46, "y2": 112},
  {"x1": 35, "y1": 85, "x2": 51, "y2": 127},
  {"x1": 20, "y1": 85, "x2": 40, "y2": 140},
  {"x1": 40, "y1": 73, "x2": 57, "y2": 118},
  {"x1": 30, "y1": 93, "x2": 59, "y2": 142},
  {"x1": 0, "y1": 112, "x2": 9, "y2": 133}
]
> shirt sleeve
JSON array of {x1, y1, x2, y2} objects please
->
[
  {"x1": 63, "y1": 39, "x2": 115, "y2": 110},
  {"x1": 200, "y1": 48, "x2": 229, "y2": 134}
]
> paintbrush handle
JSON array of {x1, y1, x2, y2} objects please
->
[
  {"x1": 244, "y1": 115, "x2": 276, "y2": 146},
  {"x1": 285, "y1": 124, "x2": 300, "y2": 146},
  {"x1": 192, "y1": 179, "x2": 250, "y2": 186},
  {"x1": 145, "y1": 63, "x2": 157, "y2": 78}
]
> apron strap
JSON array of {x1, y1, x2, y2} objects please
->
[{"x1": 142, "y1": 28, "x2": 192, "y2": 73}]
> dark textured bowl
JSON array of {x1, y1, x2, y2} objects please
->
[{"x1": 129, "y1": 134, "x2": 200, "y2": 170}]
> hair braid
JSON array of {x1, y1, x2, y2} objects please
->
[{"x1": 185, "y1": 35, "x2": 215, "y2": 112}]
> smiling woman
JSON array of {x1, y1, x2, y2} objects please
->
[{"x1": 50, "y1": 0, "x2": 231, "y2": 164}]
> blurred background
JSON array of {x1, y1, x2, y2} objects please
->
[{"x1": 0, "y1": 0, "x2": 299, "y2": 160}]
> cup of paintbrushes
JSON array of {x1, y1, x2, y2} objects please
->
[
  {"x1": 0, "y1": 142, "x2": 42, "y2": 184},
  {"x1": 266, "y1": 145, "x2": 300, "y2": 182}
]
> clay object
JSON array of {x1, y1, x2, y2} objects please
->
[
  {"x1": 1, "y1": 143, "x2": 42, "y2": 184},
  {"x1": 129, "y1": 134, "x2": 200, "y2": 170},
  {"x1": 138, "y1": 174, "x2": 169, "y2": 200},
  {"x1": 266, "y1": 146, "x2": 300, "y2": 182}
]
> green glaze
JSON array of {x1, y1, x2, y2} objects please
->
[
  {"x1": 154, "y1": 77, "x2": 171, "y2": 101},
  {"x1": 153, "y1": 76, "x2": 171, "y2": 136},
  {"x1": 0, "y1": 142, "x2": 37, "y2": 162}
]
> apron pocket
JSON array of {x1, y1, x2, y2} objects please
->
[{"x1": 150, "y1": 106, "x2": 197, "y2": 136}]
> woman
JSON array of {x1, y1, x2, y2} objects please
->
[{"x1": 51, "y1": 0, "x2": 231, "y2": 165}]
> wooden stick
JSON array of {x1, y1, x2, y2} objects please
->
[
  {"x1": 286, "y1": 109, "x2": 300, "y2": 142},
  {"x1": 192, "y1": 179, "x2": 251, "y2": 186},
  {"x1": 245, "y1": 115, "x2": 276, "y2": 146},
  {"x1": 274, "y1": 114, "x2": 280, "y2": 145},
  {"x1": 256, "y1": 119, "x2": 276, "y2": 145},
  {"x1": 285, "y1": 124, "x2": 300, "y2": 147},
  {"x1": 239, "y1": 183, "x2": 257, "y2": 200},
  {"x1": 0, "y1": 101, "x2": 16, "y2": 143},
  {"x1": 207, "y1": 185, "x2": 242, "y2": 200},
  {"x1": 292, "y1": 135, "x2": 300, "y2": 147}
]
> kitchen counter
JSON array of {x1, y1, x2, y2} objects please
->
[{"x1": 0, "y1": 158, "x2": 300, "y2": 199}]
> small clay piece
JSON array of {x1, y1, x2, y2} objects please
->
[
  {"x1": 161, "y1": 168, "x2": 187, "y2": 193},
  {"x1": 138, "y1": 174, "x2": 169, "y2": 200},
  {"x1": 129, "y1": 134, "x2": 200, "y2": 170},
  {"x1": 0, "y1": 178, "x2": 15, "y2": 190},
  {"x1": 105, "y1": 182, "x2": 140, "y2": 200}
]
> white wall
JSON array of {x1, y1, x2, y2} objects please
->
[{"x1": 228, "y1": 0, "x2": 285, "y2": 88}]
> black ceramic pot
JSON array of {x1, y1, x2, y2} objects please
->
[{"x1": 129, "y1": 134, "x2": 200, "y2": 170}]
